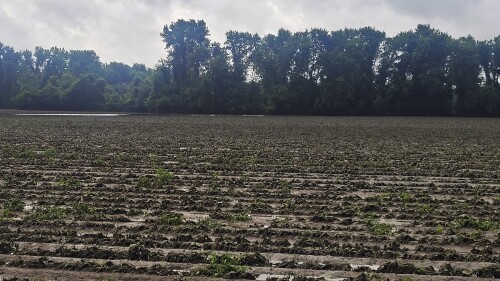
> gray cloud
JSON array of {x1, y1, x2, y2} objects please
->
[{"x1": 1, "y1": 0, "x2": 499, "y2": 67}]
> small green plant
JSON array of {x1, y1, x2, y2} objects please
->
[
  {"x1": 401, "y1": 192, "x2": 411, "y2": 205},
  {"x1": 453, "y1": 215, "x2": 499, "y2": 231},
  {"x1": 436, "y1": 224, "x2": 444, "y2": 234},
  {"x1": 157, "y1": 212, "x2": 185, "y2": 225},
  {"x1": 457, "y1": 230, "x2": 485, "y2": 241},
  {"x1": 246, "y1": 155, "x2": 258, "y2": 166},
  {"x1": 137, "y1": 176, "x2": 152, "y2": 189},
  {"x1": 71, "y1": 202, "x2": 100, "y2": 220},
  {"x1": 282, "y1": 199, "x2": 296, "y2": 212},
  {"x1": 197, "y1": 217, "x2": 219, "y2": 230},
  {"x1": 230, "y1": 210, "x2": 252, "y2": 222},
  {"x1": 271, "y1": 217, "x2": 291, "y2": 228},
  {"x1": 93, "y1": 156, "x2": 105, "y2": 166},
  {"x1": 18, "y1": 147, "x2": 36, "y2": 159},
  {"x1": 3, "y1": 144, "x2": 13, "y2": 156},
  {"x1": 43, "y1": 147, "x2": 57, "y2": 160},
  {"x1": 209, "y1": 173, "x2": 220, "y2": 191},
  {"x1": 196, "y1": 253, "x2": 249, "y2": 278},
  {"x1": 365, "y1": 216, "x2": 393, "y2": 235},
  {"x1": 58, "y1": 177, "x2": 82, "y2": 188},
  {"x1": 0, "y1": 208, "x2": 11, "y2": 222},
  {"x1": 29, "y1": 206, "x2": 68, "y2": 221},
  {"x1": 137, "y1": 169, "x2": 173, "y2": 189},
  {"x1": 418, "y1": 204, "x2": 434, "y2": 215},
  {"x1": 278, "y1": 179, "x2": 292, "y2": 193},
  {"x1": 5, "y1": 197, "x2": 24, "y2": 212},
  {"x1": 155, "y1": 168, "x2": 173, "y2": 187}
]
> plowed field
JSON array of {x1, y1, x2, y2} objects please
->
[{"x1": 0, "y1": 111, "x2": 499, "y2": 280}]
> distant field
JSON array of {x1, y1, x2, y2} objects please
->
[{"x1": 0, "y1": 112, "x2": 499, "y2": 280}]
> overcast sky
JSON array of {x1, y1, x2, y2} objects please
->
[{"x1": 1, "y1": 0, "x2": 499, "y2": 67}]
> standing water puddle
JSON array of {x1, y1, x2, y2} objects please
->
[
  {"x1": 257, "y1": 274, "x2": 347, "y2": 281},
  {"x1": 15, "y1": 113, "x2": 129, "y2": 117}
]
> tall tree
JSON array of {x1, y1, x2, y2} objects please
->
[
  {"x1": 378, "y1": 25, "x2": 452, "y2": 115},
  {"x1": 450, "y1": 36, "x2": 481, "y2": 115},
  {"x1": 63, "y1": 73, "x2": 106, "y2": 110},
  {"x1": 224, "y1": 31, "x2": 261, "y2": 113},
  {"x1": 253, "y1": 29, "x2": 299, "y2": 114},
  {"x1": 160, "y1": 19, "x2": 211, "y2": 87},
  {"x1": 0, "y1": 43, "x2": 21, "y2": 107},
  {"x1": 317, "y1": 28, "x2": 385, "y2": 115},
  {"x1": 34, "y1": 47, "x2": 68, "y2": 86},
  {"x1": 68, "y1": 50, "x2": 101, "y2": 77}
]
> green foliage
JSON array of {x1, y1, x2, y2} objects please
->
[
  {"x1": 93, "y1": 156, "x2": 105, "y2": 166},
  {"x1": 0, "y1": 209, "x2": 11, "y2": 222},
  {"x1": 195, "y1": 253, "x2": 249, "y2": 278},
  {"x1": 136, "y1": 169, "x2": 173, "y2": 189},
  {"x1": 58, "y1": 177, "x2": 82, "y2": 188},
  {"x1": 278, "y1": 179, "x2": 292, "y2": 194},
  {"x1": 210, "y1": 210, "x2": 252, "y2": 222},
  {"x1": 29, "y1": 206, "x2": 68, "y2": 221},
  {"x1": 155, "y1": 168, "x2": 173, "y2": 186},
  {"x1": 230, "y1": 211, "x2": 252, "y2": 222},
  {"x1": 401, "y1": 192, "x2": 412, "y2": 204},
  {"x1": 71, "y1": 202, "x2": 100, "y2": 220},
  {"x1": 2, "y1": 22, "x2": 500, "y2": 116},
  {"x1": 18, "y1": 147, "x2": 37, "y2": 159},
  {"x1": 418, "y1": 204, "x2": 434, "y2": 215},
  {"x1": 457, "y1": 230, "x2": 484, "y2": 241},
  {"x1": 453, "y1": 215, "x2": 499, "y2": 231},
  {"x1": 157, "y1": 212, "x2": 184, "y2": 225},
  {"x1": 436, "y1": 224, "x2": 444, "y2": 234},
  {"x1": 43, "y1": 147, "x2": 57, "y2": 159},
  {"x1": 4, "y1": 197, "x2": 24, "y2": 212},
  {"x1": 364, "y1": 216, "x2": 393, "y2": 235},
  {"x1": 16, "y1": 146, "x2": 56, "y2": 160},
  {"x1": 136, "y1": 176, "x2": 152, "y2": 189},
  {"x1": 197, "y1": 217, "x2": 220, "y2": 230}
]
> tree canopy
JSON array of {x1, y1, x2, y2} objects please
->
[{"x1": 1, "y1": 20, "x2": 499, "y2": 116}]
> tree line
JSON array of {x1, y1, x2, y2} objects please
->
[{"x1": 1, "y1": 20, "x2": 499, "y2": 116}]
